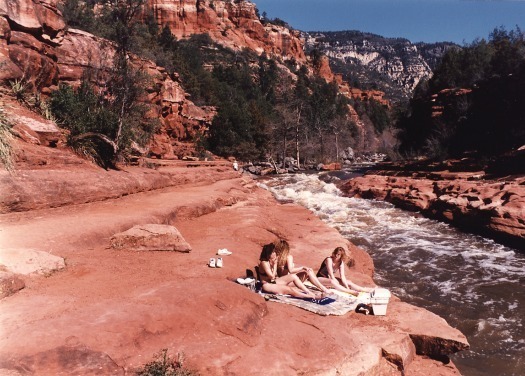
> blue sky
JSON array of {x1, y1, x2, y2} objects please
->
[{"x1": 253, "y1": 0, "x2": 525, "y2": 44}]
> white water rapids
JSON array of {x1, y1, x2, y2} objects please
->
[{"x1": 260, "y1": 172, "x2": 525, "y2": 376}]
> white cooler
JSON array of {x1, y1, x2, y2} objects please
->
[{"x1": 370, "y1": 288, "x2": 391, "y2": 316}]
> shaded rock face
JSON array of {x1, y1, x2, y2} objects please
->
[
  {"x1": 148, "y1": 0, "x2": 306, "y2": 63},
  {"x1": 341, "y1": 170, "x2": 525, "y2": 250}
]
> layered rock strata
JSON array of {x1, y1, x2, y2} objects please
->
[{"x1": 341, "y1": 168, "x2": 525, "y2": 250}]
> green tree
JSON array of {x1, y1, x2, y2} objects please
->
[
  {"x1": 396, "y1": 26, "x2": 525, "y2": 158},
  {"x1": 60, "y1": 0, "x2": 98, "y2": 32},
  {"x1": 51, "y1": 0, "x2": 156, "y2": 168}
]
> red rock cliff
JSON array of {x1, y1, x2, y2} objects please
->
[
  {"x1": 147, "y1": 0, "x2": 306, "y2": 63},
  {"x1": 0, "y1": 0, "x2": 216, "y2": 158}
]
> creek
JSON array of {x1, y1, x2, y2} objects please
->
[{"x1": 260, "y1": 171, "x2": 525, "y2": 376}]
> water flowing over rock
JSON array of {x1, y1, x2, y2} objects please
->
[{"x1": 341, "y1": 167, "x2": 525, "y2": 250}]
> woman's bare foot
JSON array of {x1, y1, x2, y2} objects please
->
[{"x1": 314, "y1": 292, "x2": 327, "y2": 299}]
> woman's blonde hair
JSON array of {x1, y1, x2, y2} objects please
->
[{"x1": 273, "y1": 239, "x2": 290, "y2": 276}]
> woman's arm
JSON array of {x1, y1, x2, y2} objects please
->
[
  {"x1": 338, "y1": 260, "x2": 351, "y2": 289},
  {"x1": 260, "y1": 260, "x2": 277, "y2": 281},
  {"x1": 286, "y1": 255, "x2": 309, "y2": 274},
  {"x1": 326, "y1": 258, "x2": 339, "y2": 281}
]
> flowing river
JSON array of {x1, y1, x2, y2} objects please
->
[{"x1": 260, "y1": 172, "x2": 525, "y2": 376}]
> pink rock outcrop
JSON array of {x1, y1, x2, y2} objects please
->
[
  {"x1": 110, "y1": 224, "x2": 192, "y2": 252},
  {"x1": 341, "y1": 169, "x2": 525, "y2": 250}
]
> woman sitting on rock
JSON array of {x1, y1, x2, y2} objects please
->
[
  {"x1": 273, "y1": 239, "x2": 330, "y2": 295},
  {"x1": 258, "y1": 243, "x2": 323, "y2": 300},
  {"x1": 316, "y1": 247, "x2": 375, "y2": 295}
]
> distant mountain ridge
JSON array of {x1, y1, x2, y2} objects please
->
[{"x1": 304, "y1": 30, "x2": 458, "y2": 102}]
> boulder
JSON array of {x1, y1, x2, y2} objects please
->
[
  {"x1": 0, "y1": 248, "x2": 65, "y2": 275},
  {"x1": 110, "y1": 224, "x2": 192, "y2": 252},
  {"x1": 391, "y1": 301, "x2": 469, "y2": 357}
]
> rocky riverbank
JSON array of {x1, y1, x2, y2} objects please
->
[
  {"x1": 0, "y1": 141, "x2": 470, "y2": 375},
  {"x1": 340, "y1": 158, "x2": 525, "y2": 251}
]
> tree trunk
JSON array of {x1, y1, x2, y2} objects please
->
[
  {"x1": 72, "y1": 132, "x2": 118, "y2": 155},
  {"x1": 282, "y1": 134, "x2": 287, "y2": 168},
  {"x1": 335, "y1": 132, "x2": 339, "y2": 162},
  {"x1": 295, "y1": 107, "x2": 302, "y2": 169}
]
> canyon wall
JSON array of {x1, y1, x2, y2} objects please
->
[
  {"x1": 306, "y1": 31, "x2": 457, "y2": 102},
  {"x1": 147, "y1": 0, "x2": 306, "y2": 63}
]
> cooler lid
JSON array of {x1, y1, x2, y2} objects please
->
[{"x1": 371, "y1": 288, "x2": 391, "y2": 298}]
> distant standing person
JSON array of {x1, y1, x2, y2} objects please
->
[
  {"x1": 316, "y1": 247, "x2": 375, "y2": 295},
  {"x1": 232, "y1": 160, "x2": 239, "y2": 171}
]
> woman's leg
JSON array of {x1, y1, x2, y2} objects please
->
[
  {"x1": 344, "y1": 278, "x2": 375, "y2": 293},
  {"x1": 262, "y1": 282, "x2": 313, "y2": 299},
  {"x1": 276, "y1": 274, "x2": 318, "y2": 299},
  {"x1": 318, "y1": 276, "x2": 356, "y2": 295},
  {"x1": 305, "y1": 269, "x2": 330, "y2": 294}
]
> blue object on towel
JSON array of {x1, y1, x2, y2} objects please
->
[{"x1": 311, "y1": 297, "x2": 336, "y2": 305}]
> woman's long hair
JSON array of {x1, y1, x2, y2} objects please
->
[
  {"x1": 332, "y1": 247, "x2": 348, "y2": 263},
  {"x1": 259, "y1": 243, "x2": 276, "y2": 261},
  {"x1": 273, "y1": 239, "x2": 290, "y2": 276}
]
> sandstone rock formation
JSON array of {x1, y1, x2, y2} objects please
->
[
  {"x1": 0, "y1": 248, "x2": 65, "y2": 275},
  {"x1": 110, "y1": 224, "x2": 192, "y2": 252},
  {"x1": 0, "y1": 272, "x2": 25, "y2": 299},
  {"x1": 1, "y1": 0, "x2": 386, "y2": 161},
  {"x1": 0, "y1": 0, "x2": 213, "y2": 158},
  {"x1": 147, "y1": 0, "x2": 306, "y2": 63},
  {"x1": 0, "y1": 140, "x2": 469, "y2": 374},
  {"x1": 341, "y1": 167, "x2": 525, "y2": 250}
]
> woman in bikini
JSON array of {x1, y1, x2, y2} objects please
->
[
  {"x1": 273, "y1": 239, "x2": 330, "y2": 295},
  {"x1": 316, "y1": 247, "x2": 375, "y2": 295},
  {"x1": 258, "y1": 243, "x2": 322, "y2": 300}
]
